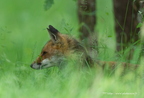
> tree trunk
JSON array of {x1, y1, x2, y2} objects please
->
[
  {"x1": 113, "y1": 0, "x2": 140, "y2": 61},
  {"x1": 77, "y1": 0, "x2": 97, "y2": 64},
  {"x1": 78, "y1": 0, "x2": 96, "y2": 39}
]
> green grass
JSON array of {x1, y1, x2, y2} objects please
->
[{"x1": 0, "y1": 0, "x2": 143, "y2": 98}]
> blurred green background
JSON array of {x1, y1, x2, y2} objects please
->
[
  {"x1": 0, "y1": 0, "x2": 116, "y2": 64},
  {"x1": 0, "y1": 0, "x2": 143, "y2": 98}
]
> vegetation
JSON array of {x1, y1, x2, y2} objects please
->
[{"x1": 0, "y1": 0, "x2": 143, "y2": 98}]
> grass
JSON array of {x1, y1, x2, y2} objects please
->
[{"x1": 0, "y1": 0, "x2": 144, "y2": 98}]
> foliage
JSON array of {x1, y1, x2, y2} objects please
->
[
  {"x1": 44, "y1": 0, "x2": 54, "y2": 10},
  {"x1": 0, "y1": 0, "x2": 143, "y2": 98}
]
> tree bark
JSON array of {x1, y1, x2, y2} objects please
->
[
  {"x1": 77, "y1": 0, "x2": 97, "y2": 64},
  {"x1": 113, "y1": 0, "x2": 140, "y2": 61},
  {"x1": 78, "y1": 0, "x2": 96, "y2": 39}
]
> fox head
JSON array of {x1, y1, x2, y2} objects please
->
[{"x1": 30, "y1": 25, "x2": 82, "y2": 69}]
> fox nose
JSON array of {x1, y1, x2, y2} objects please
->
[
  {"x1": 37, "y1": 63, "x2": 42, "y2": 65},
  {"x1": 30, "y1": 63, "x2": 42, "y2": 69}
]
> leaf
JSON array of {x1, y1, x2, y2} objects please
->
[
  {"x1": 106, "y1": 12, "x2": 109, "y2": 15},
  {"x1": 108, "y1": 35, "x2": 112, "y2": 37},
  {"x1": 44, "y1": 0, "x2": 54, "y2": 11},
  {"x1": 136, "y1": 23, "x2": 142, "y2": 28}
]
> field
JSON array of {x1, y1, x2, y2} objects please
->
[{"x1": 0, "y1": 0, "x2": 143, "y2": 98}]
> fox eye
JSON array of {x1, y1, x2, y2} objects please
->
[{"x1": 42, "y1": 51, "x2": 47, "y2": 55}]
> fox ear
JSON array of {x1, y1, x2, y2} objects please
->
[{"x1": 47, "y1": 25, "x2": 59, "y2": 43}]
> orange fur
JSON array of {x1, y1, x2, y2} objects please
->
[{"x1": 30, "y1": 25, "x2": 138, "y2": 70}]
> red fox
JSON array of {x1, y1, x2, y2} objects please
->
[
  {"x1": 30, "y1": 25, "x2": 138, "y2": 70},
  {"x1": 31, "y1": 25, "x2": 93, "y2": 69}
]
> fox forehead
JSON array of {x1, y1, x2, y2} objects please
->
[
  {"x1": 39, "y1": 34, "x2": 79, "y2": 60},
  {"x1": 42, "y1": 34, "x2": 72, "y2": 53}
]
